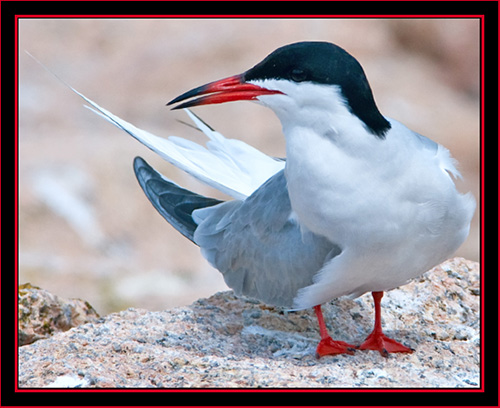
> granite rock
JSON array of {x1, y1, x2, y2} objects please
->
[
  {"x1": 18, "y1": 258, "x2": 480, "y2": 388},
  {"x1": 18, "y1": 283, "x2": 100, "y2": 346}
]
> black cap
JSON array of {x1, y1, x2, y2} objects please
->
[{"x1": 243, "y1": 42, "x2": 391, "y2": 138}]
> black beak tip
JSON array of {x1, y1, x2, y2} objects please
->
[
  {"x1": 166, "y1": 101, "x2": 179, "y2": 110},
  {"x1": 166, "y1": 97, "x2": 181, "y2": 108},
  {"x1": 166, "y1": 96, "x2": 182, "y2": 107},
  {"x1": 167, "y1": 100, "x2": 195, "y2": 111},
  {"x1": 167, "y1": 84, "x2": 208, "y2": 110}
]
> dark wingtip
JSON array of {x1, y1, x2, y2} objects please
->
[{"x1": 133, "y1": 155, "x2": 147, "y2": 170}]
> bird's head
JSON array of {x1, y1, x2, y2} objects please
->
[{"x1": 168, "y1": 41, "x2": 390, "y2": 138}]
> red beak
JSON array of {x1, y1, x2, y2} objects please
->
[{"x1": 167, "y1": 74, "x2": 283, "y2": 110}]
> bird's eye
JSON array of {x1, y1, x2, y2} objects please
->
[{"x1": 290, "y1": 69, "x2": 307, "y2": 82}]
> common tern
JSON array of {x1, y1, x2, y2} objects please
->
[{"x1": 52, "y1": 41, "x2": 475, "y2": 357}]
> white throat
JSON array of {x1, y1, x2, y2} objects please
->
[{"x1": 252, "y1": 79, "x2": 375, "y2": 144}]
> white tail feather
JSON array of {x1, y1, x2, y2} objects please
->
[
  {"x1": 79, "y1": 88, "x2": 284, "y2": 199},
  {"x1": 28, "y1": 51, "x2": 284, "y2": 199}
]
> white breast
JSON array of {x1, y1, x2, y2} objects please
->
[{"x1": 283, "y1": 118, "x2": 475, "y2": 308}]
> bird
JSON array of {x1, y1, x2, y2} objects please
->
[{"x1": 54, "y1": 41, "x2": 475, "y2": 357}]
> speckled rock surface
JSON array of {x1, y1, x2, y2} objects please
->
[
  {"x1": 18, "y1": 258, "x2": 480, "y2": 388},
  {"x1": 18, "y1": 283, "x2": 100, "y2": 346}
]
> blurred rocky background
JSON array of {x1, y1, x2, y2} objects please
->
[{"x1": 19, "y1": 18, "x2": 480, "y2": 315}]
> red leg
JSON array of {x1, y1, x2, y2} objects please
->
[
  {"x1": 314, "y1": 305, "x2": 356, "y2": 358},
  {"x1": 358, "y1": 291, "x2": 414, "y2": 357}
]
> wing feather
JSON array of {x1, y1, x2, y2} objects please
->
[{"x1": 193, "y1": 171, "x2": 340, "y2": 308}]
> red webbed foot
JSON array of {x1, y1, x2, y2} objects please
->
[
  {"x1": 313, "y1": 304, "x2": 356, "y2": 358},
  {"x1": 358, "y1": 291, "x2": 414, "y2": 357},
  {"x1": 316, "y1": 336, "x2": 356, "y2": 358},
  {"x1": 358, "y1": 330, "x2": 414, "y2": 357}
]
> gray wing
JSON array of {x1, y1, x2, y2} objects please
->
[
  {"x1": 193, "y1": 170, "x2": 341, "y2": 308},
  {"x1": 134, "y1": 157, "x2": 223, "y2": 242}
]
